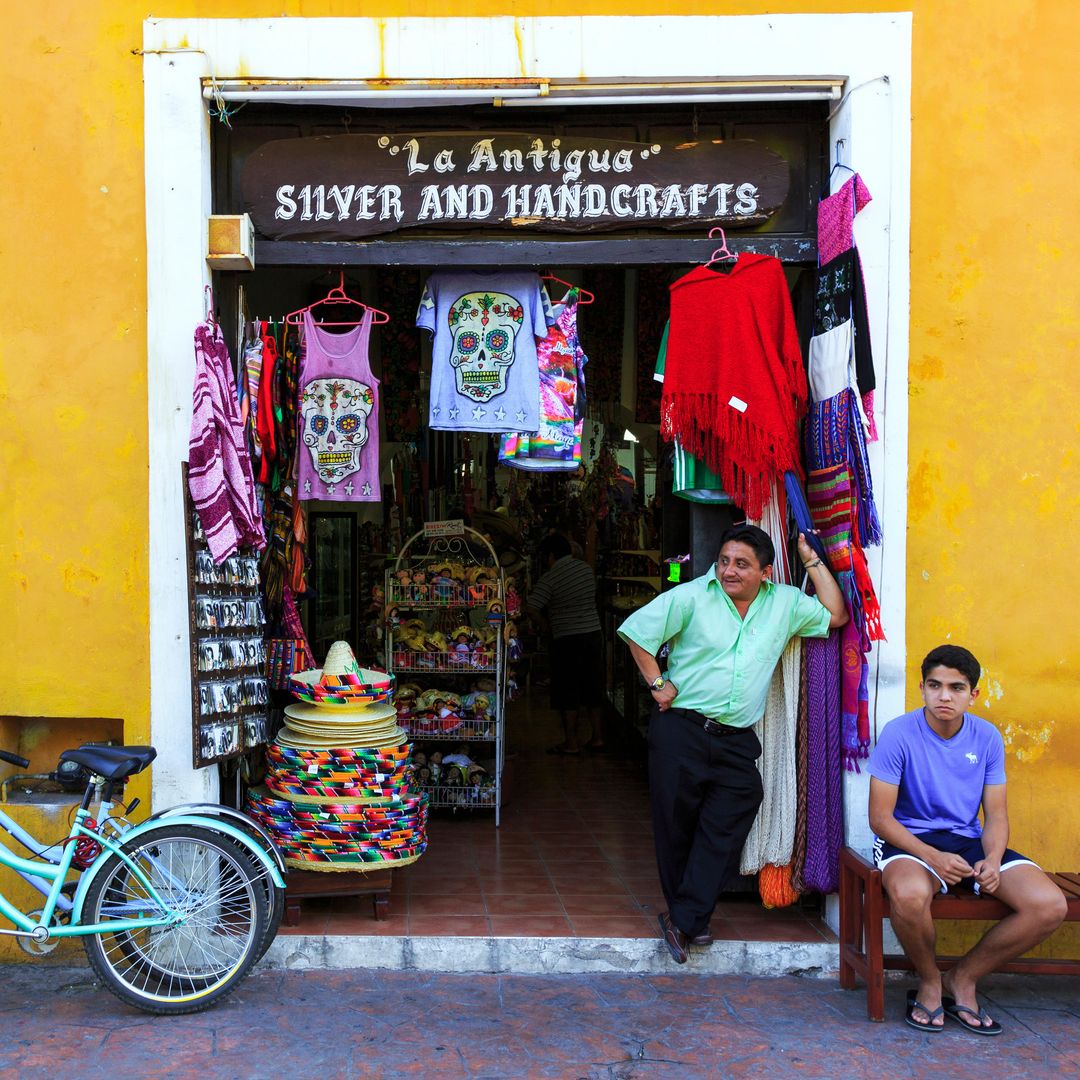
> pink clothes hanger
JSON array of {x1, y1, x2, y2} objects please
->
[
  {"x1": 285, "y1": 271, "x2": 390, "y2": 326},
  {"x1": 704, "y1": 227, "x2": 737, "y2": 268},
  {"x1": 541, "y1": 272, "x2": 595, "y2": 305}
]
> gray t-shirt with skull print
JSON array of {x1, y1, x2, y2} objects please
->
[{"x1": 417, "y1": 271, "x2": 554, "y2": 433}]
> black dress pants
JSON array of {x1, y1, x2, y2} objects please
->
[{"x1": 647, "y1": 706, "x2": 764, "y2": 938}]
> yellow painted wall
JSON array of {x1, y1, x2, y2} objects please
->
[{"x1": 3, "y1": 2, "x2": 1077, "y2": 955}]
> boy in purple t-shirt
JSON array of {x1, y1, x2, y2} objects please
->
[{"x1": 868, "y1": 645, "x2": 1066, "y2": 1036}]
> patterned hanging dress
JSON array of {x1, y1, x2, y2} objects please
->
[{"x1": 498, "y1": 290, "x2": 588, "y2": 472}]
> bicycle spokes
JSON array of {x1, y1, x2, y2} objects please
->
[{"x1": 83, "y1": 825, "x2": 268, "y2": 1013}]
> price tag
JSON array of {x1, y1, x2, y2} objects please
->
[{"x1": 423, "y1": 519, "x2": 465, "y2": 538}]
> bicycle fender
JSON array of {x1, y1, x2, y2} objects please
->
[
  {"x1": 144, "y1": 803, "x2": 286, "y2": 875},
  {"x1": 72, "y1": 816, "x2": 286, "y2": 921}
]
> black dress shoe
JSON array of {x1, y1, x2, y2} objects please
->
[
  {"x1": 657, "y1": 912, "x2": 689, "y2": 964},
  {"x1": 690, "y1": 927, "x2": 713, "y2": 947}
]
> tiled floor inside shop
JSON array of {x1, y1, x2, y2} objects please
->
[{"x1": 279, "y1": 690, "x2": 837, "y2": 943}]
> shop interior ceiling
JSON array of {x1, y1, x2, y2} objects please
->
[{"x1": 212, "y1": 101, "x2": 828, "y2": 268}]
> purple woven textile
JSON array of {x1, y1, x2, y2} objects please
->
[
  {"x1": 803, "y1": 632, "x2": 844, "y2": 893},
  {"x1": 188, "y1": 320, "x2": 265, "y2": 563}
]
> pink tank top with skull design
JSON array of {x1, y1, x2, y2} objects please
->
[{"x1": 297, "y1": 308, "x2": 381, "y2": 502}]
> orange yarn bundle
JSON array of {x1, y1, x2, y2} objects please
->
[{"x1": 758, "y1": 862, "x2": 799, "y2": 909}]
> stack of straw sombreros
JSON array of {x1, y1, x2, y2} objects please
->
[{"x1": 246, "y1": 641, "x2": 428, "y2": 871}]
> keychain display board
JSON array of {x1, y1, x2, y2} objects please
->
[
  {"x1": 183, "y1": 464, "x2": 270, "y2": 768},
  {"x1": 385, "y1": 525, "x2": 505, "y2": 824}
]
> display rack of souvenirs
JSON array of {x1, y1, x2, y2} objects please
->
[
  {"x1": 244, "y1": 641, "x2": 428, "y2": 871},
  {"x1": 184, "y1": 466, "x2": 270, "y2": 768},
  {"x1": 384, "y1": 526, "x2": 506, "y2": 824}
]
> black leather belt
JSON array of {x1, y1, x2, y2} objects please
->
[{"x1": 671, "y1": 707, "x2": 740, "y2": 736}]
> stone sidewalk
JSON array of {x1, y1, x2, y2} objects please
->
[{"x1": 0, "y1": 966, "x2": 1075, "y2": 1078}]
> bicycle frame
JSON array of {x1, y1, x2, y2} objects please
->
[
  {"x1": 0, "y1": 804, "x2": 78, "y2": 912},
  {"x1": 0, "y1": 806, "x2": 175, "y2": 938},
  {"x1": 0, "y1": 803, "x2": 284, "y2": 940},
  {"x1": 71, "y1": 815, "x2": 285, "y2": 923},
  {"x1": 0, "y1": 793, "x2": 286, "y2": 915}
]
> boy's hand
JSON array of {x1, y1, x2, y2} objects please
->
[
  {"x1": 925, "y1": 849, "x2": 975, "y2": 885},
  {"x1": 972, "y1": 858, "x2": 1001, "y2": 894}
]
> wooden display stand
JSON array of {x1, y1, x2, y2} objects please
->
[{"x1": 283, "y1": 868, "x2": 394, "y2": 926}]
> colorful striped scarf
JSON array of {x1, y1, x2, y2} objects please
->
[{"x1": 786, "y1": 471, "x2": 871, "y2": 766}]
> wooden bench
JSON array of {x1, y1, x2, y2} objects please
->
[{"x1": 839, "y1": 847, "x2": 1080, "y2": 1021}]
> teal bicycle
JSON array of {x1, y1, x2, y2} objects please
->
[{"x1": 0, "y1": 743, "x2": 286, "y2": 1014}]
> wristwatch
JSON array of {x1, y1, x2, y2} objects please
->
[{"x1": 648, "y1": 675, "x2": 666, "y2": 692}]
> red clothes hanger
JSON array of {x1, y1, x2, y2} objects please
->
[
  {"x1": 540, "y1": 272, "x2": 594, "y2": 305},
  {"x1": 704, "y1": 227, "x2": 737, "y2": 268},
  {"x1": 285, "y1": 272, "x2": 390, "y2": 326}
]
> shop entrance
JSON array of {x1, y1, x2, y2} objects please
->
[
  {"x1": 221, "y1": 254, "x2": 830, "y2": 943},
  {"x1": 207, "y1": 97, "x2": 836, "y2": 938}
]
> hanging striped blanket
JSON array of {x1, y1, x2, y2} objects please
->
[
  {"x1": 801, "y1": 633, "x2": 844, "y2": 893},
  {"x1": 188, "y1": 320, "x2": 265, "y2": 562}
]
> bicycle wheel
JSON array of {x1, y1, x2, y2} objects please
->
[
  {"x1": 82, "y1": 824, "x2": 269, "y2": 1015},
  {"x1": 135, "y1": 808, "x2": 284, "y2": 960},
  {"x1": 182, "y1": 814, "x2": 284, "y2": 959}
]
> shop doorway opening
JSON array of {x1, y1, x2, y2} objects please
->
[{"x1": 225, "y1": 258, "x2": 831, "y2": 943}]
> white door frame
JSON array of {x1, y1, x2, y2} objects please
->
[{"x1": 143, "y1": 14, "x2": 912, "y2": 857}]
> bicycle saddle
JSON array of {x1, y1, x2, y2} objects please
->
[{"x1": 59, "y1": 745, "x2": 157, "y2": 781}]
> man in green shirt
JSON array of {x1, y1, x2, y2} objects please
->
[{"x1": 619, "y1": 523, "x2": 848, "y2": 962}]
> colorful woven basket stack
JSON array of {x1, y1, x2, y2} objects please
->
[{"x1": 246, "y1": 640, "x2": 428, "y2": 871}]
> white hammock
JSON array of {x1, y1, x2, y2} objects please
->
[{"x1": 740, "y1": 638, "x2": 801, "y2": 874}]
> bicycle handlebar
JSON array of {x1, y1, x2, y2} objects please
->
[{"x1": 0, "y1": 749, "x2": 30, "y2": 769}]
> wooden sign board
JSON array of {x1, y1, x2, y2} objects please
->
[{"x1": 241, "y1": 132, "x2": 790, "y2": 240}]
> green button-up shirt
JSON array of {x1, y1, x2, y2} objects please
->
[{"x1": 617, "y1": 567, "x2": 831, "y2": 727}]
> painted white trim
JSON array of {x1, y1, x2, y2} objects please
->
[
  {"x1": 144, "y1": 43, "x2": 218, "y2": 806},
  {"x1": 143, "y1": 15, "x2": 912, "y2": 843}
]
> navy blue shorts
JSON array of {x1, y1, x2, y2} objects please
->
[{"x1": 873, "y1": 829, "x2": 1039, "y2": 894}]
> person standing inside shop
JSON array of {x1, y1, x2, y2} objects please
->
[
  {"x1": 528, "y1": 533, "x2": 605, "y2": 755},
  {"x1": 619, "y1": 524, "x2": 847, "y2": 963}
]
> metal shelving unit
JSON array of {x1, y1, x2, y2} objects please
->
[{"x1": 385, "y1": 525, "x2": 505, "y2": 825}]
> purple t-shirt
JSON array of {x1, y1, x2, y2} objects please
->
[{"x1": 868, "y1": 709, "x2": 1007, "y2": 837}]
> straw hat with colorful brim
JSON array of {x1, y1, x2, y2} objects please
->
[
  {"x1": 289, "y1": 641, "x2": 393, "y2": 704},
  {"x1": 289, "y1": 665, "x2": 394, "y2": 706}
]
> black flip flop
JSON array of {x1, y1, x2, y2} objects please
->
[
  {"x1": 545, "y1": 744, "x2": 580, "y2": 756},
  {"x1": 942, "y1": 995, "x2": 1003, "y2": 1036},
  {"x1": 904, "y1": 990, "x2": 945, "y2": 1033}
]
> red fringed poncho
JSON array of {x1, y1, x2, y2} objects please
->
[{"x1": 661, "y1": 254, "x2": 807, "y2": 519}]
